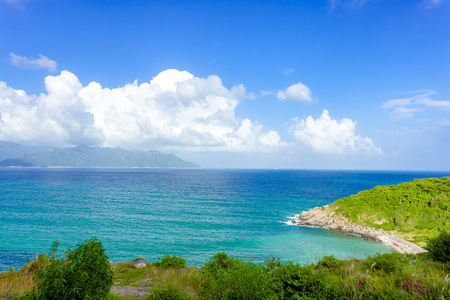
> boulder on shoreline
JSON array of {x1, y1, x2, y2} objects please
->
[{"x1": 132, "y1": 259, "x2": 148, "y2": 269}]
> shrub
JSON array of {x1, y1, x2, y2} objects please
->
[
  {"x1": 200, "y1": 252, "x2": 278, "y2": 299},
  {"x1": 264, "y1": 255, "x2": 282, "y2": 271},
  {"x1": 318, "y1": 255, "x2": 341, "y2": 269},
  {"x1": 154, "y1": 254, "x2": 187, "y2": 270},
  {"x1": 271, "y1": 262, "x2": 346, "y2": 299},
  {"x1": 22, "y1": 238, "x2": 114, "y2": 300},
  {"x1": 203, "y1": 252, "x2": 234, "y2": 272},
  {"x1": 426, "y1": 230, "x2": 450, "y2": 262},
  {"x1": 362, "y1": 253, "x2": 404, "y2": 274}
]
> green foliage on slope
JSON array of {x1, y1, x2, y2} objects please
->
[
  {"x1": 22, "y1": 238, "x2": 114, "y2": 300},
  {"x1": 153, "y1": 254, "x2": 187, "y2": 270},
  {"x1": 426, "y1": 230, "x2": 450, "y2": 262},
  {"x1": 328, "y1": 177, "x2": 450, "y2": 244}
]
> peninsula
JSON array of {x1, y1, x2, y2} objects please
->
[
  {"x1": 290, "y1": 177, "x2": 450, "y2": 254},
  {"x1": 0, "y1": 141, "x2": 199, "y2": 168}
]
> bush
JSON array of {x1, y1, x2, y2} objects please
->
[
  {"x1": 362, "y1": 253, "x2": 405, "y2": 274},
  {"x1": 154, "y1": 254, "x2": 187, "y2": 270},
  {"x1": 271, "y1": 262, "x2": 346, "y2": 299},
  {"x1": 426, "y1": 230, "x2": 450, "y2": 262},
  {"x1": 264, "y1": 255, "x2": 282, "y2": 271},
  {"x1": 203, "y1": 252, "x2": 234, "y2": 272},
  {"x1": 200, "y1": 252, "x2": 278, "y2": 299},
  {"x1": 318, "y1": 255, "x2": 341, "y2": 269},
  {"x1": 22, "y1": 238, "x2": 114, "y2": 300}
]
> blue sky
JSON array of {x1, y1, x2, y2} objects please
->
[{"x1": 0, "y1": 0, "x2": 449, "y2": 170}]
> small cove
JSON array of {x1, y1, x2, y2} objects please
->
[{"x1": 1, "y1": 168, "x2": 448, "y2": 271}]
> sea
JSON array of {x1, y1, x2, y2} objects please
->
[{"x1": 1, "y1": 168, "x2": 448, "y2": 271}]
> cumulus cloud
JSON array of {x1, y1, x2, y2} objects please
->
[
  {"x1": 0, "y1": 69, "x2": 283, "y2": 152},
  {"x1": 276, "y1": 82, "x2": 313, "y2": 102},
  {"x1": 382, "y1": 90, "x2": 450, "y2": 120},
  {"x1": 0, "y1": 71, "x2": 101, "y2": 146},
  {"x1": 290, "y1": 110, "x2": 382, "y2": 154},
  {"x1": 9, "y1": 53, "x2": 57, "y2": 72}
]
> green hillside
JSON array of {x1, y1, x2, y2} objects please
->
[
  {"x1": 328, "y1": 177, "x2": 450, "y2": 245},
  {"x1": 0, "y1": 142, "x2": 200, "y2": 168}
]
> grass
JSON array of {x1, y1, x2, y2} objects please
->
[
  {"x1": 2, "y1": 251, "x2": 450, "y2": 299},
  {"x1": 325, "y1": 177, "x2": 450, "y2": 244},
  {"x1": 114, "y1": 268, "x2": 148, "y2": 286},
  {"x1": 108, "y1": 258, "x2": 201, "y2": 299},
  {"x1": 0, "y1": 254, "x2": 47, "y2": 299}
]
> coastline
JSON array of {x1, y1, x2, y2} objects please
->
[{"x1": 289, "y1": 206, "x2": 426, "y2": 254}]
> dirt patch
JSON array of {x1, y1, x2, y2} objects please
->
[{"x1": 111, "y1": 278, "x2": 153, "y2": 298}]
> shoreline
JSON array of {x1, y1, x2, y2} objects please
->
[{"x1": 289, "y1": 206, "x2": 426, "y2": 254}]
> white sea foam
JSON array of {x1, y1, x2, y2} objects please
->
[{"x1": 280, "y1": 220, "x2": 299, "y2": 226}]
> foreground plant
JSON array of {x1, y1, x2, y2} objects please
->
[{"x1": 22, "y1": 238, "x2": 113, "y2": 300}]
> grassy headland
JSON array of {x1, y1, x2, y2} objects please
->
[{"x1": 325, "y1": 177, "x2": 450, "y2": 246}]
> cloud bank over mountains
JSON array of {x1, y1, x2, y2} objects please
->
[{"x1": 0, "y1": 69, "x2": 380, "y2": 155}]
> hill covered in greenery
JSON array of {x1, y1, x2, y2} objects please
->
[
  {"x1": 327, "y1": 177, "x2": 450, "y2": 245},
  {"x1": 0, "y1": 142, "x2": 199, "y2": 168}
]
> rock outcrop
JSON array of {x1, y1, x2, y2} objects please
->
[
  {"x1": 132, "y1": 259, "x2": 148, "y2": 268},
  {"x1": 293, "y1": 206, "x2": 426, "y2": 254}
]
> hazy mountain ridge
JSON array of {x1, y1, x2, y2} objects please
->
[{"x1": 0, "y1": 142, "x2": 199, "y2": 168}]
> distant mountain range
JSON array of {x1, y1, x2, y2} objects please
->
[{"x1": 0, "y1": 142, "x2": 200, "y2": 168}]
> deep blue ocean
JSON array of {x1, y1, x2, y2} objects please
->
[{"x1": 1, "y1": 168, "x2": 448, "y2": 271}]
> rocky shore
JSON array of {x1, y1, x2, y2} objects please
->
[{"x1": 290, "y1": 206, "x2": 426, "y2": 254}]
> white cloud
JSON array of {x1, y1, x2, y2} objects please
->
[
  {"x1": 328, "y1": 0, "x2": 368, "y2": 12},
  {"x1": 290, "y1": 110, "x2": 382, "y2": 154},
  {"x1": 276, "y1": 82, "x2": 313, "y2": 102},
  {"x1": 0, "y1": 71, "x2": 101, "y2": 146},
  {"x1": 382, "y1": 90, "x2": 450, "y2": 120},
  {"x1": 0, "y1": 69, "x2": 283, "y2": 152},
  {"x1": 283, "y1": 68, "x2": 294, "y2": 76},
  {"x1": 2, "y1": 0, "x2": 25, "y2": 6},
  {"x1": 9, "y1": 53, "x2": 57, "y2": 72},
  {"x1": 422, "y1": 0, "x2": 442, "y2": 9}
]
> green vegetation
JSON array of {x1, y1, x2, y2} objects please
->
[
  {"x1": 153, "y1": 254, "x2": 187, "y2": 270},
  {"x1": 3, "y1": 244, "x2": 450, "y2": 299},
  {"x1": 3, "y1": 178, "x2": 450, "y2": 299},
  {"x1": 327, "y1": 177, "x2": 450, "y2": 245},
  {"x1": 147, "y1": 283, "x2": 191, "y2": 300},
  {"x1": 426, "y1": 230, "x2": 450, "y2": 263},
  {"x1": 21, "y1": 238, "x2": 114, "y2": 300},
  {"x1": 200, "y1": 252, "x2": 277, "y2": 299},
  {"x1": 114, "y1": 267, "x2": 147, "y2": 287}
]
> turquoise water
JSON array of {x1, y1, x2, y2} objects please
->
[{"x1": 1, "y1": 168, "x2": 448, "y2": 271}]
